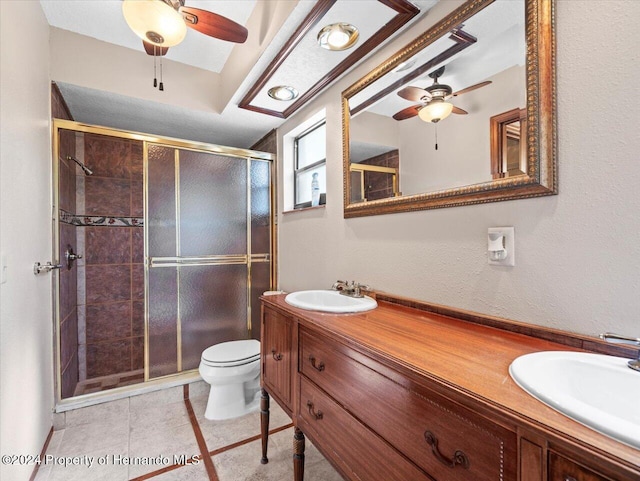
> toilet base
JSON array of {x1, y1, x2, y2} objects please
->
[{"x1": 204, "y1": 381, "x2": 261, "y2": 421}]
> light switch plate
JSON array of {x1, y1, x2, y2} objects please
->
[{"x1": 488, "y1": 227, "x2": 515, "y2": 266}]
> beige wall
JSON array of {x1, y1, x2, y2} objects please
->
[
  {"x1": 50, "y1": 28, "x2": 221, "y2": 113},
  {"x1": 277, "y1": 0, "x2": 640, "y2": 338},
  {"x1": 0, "y1": 2, "x2": 54, "y2": 480}
]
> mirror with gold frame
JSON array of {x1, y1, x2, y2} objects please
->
[{"x1": 342, "y1": 0, "x2": 556, "y2": 217}]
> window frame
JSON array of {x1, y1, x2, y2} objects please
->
[{"x1": 293, "y1": 120, "x2": 326, "y2": 209}]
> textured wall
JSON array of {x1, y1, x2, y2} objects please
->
[
  {"x1": 276, "y1": 0, "x2": 640, "y2": 338},
  {"x1": 0, "y1": 2, "x2": 53, "y2": 480}
]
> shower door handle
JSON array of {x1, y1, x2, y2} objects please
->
[{"x1": 33, "y1": 262, "x2": 63, "y2": 275}]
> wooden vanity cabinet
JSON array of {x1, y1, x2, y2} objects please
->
[
  {"x1": 548, "y1": 452, "x2": 616, "y2": 481},
  {"x1": 261, "y1": 306, "x2": 293, "y2": 412},
  {"x1": 299, "y1": 326, "x2": 517, "y2": 481},
  {"x1": 260, "y1": 298, "x2": 640, "y2": 481},
  {"x1": 261, "y1": 305, "x2": 517, "y2": 481}
]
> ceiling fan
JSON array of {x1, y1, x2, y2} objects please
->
[
  {"x1": 123, "y1": 0, "x2": 249, "y2": 57},
  {"x1": 392, "y1": 66, "x2": 492, "y2": 123}
]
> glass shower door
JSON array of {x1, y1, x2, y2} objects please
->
[{"x1": 146, "y1": 145, "x2": 267, "y2": 379}]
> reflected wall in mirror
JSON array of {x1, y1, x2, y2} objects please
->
[{"x1": 342, "y1": 0, "x2": 556, "y2": 217}]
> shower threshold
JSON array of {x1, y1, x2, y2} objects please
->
[
  {"x1": 56, "y1": 370, "x2": 201, "y2": 413},
  {"x1": 74, "y1": 369, "x2": 145, "y2": 396}
]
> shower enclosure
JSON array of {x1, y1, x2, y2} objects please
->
[{"x1": 53, "y1": 120, "x2": 274, "y2": 401}]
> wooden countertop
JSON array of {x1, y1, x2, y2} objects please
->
[{"x1": 262, "y1": 294, "x2": 640, "y2": 469}]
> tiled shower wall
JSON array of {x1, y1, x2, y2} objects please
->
[
  {"x1": 53, "y1": 84, "x2": 79, "y2": 399},
  {"x1": 361, "y1": 149, "x2": 399, "y2": 201},
  {"x1": 79, "y1": 134, "x2": 144, "y2": 379}
]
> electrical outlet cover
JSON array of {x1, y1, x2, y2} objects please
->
[{"x1": 488, "y1": 227, "x2": 515, "y2": 266}]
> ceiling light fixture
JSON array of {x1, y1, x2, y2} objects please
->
[
  {"x1": 393, "y1": 60, "x2": 416, "y2": 73},
  {"x1": 317, "y1": 23, "x2": 359, "y2": 51},
  {"x1": 122, "y1": 0, "x2": 187, "y2": 47},
  {"x1": 418, "y1": 100, "x2": 454, "y2": 123},
  {"x1": 268, "y1": 86, "x2": 299, "y2": 101}
]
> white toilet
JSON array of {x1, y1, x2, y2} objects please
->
[{"x1": 198, "y1": 339, "x2": 261, "y2": 420}]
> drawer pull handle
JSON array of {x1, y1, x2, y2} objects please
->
[
  {"x1": 271, "y1": 349, "x2": 282, "y2": 361},
  {"x1": 306, "y1": 401, "x2": 324, "y2": 420},
  {"x1": 424, "y1": 431, "x2": 470, "y2": 470},
  {"x1": 563, "y1": 476, "x2": 577, "y2": 481},
  {"x1": 308, "y1": 355, "x2": 325, "y2": 372}
]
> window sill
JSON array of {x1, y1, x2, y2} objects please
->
[{"x1": 283, "y1": 205, "x2": 326, "y2": 215}]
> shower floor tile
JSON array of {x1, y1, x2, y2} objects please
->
[
  {"x1": 74, "y1": 369, "x2": 144, "y2": 396},
  {"x1": 34, "y1": 386, "x2": 343, "y2": 481}
]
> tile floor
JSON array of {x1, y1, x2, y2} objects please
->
[{"x1": 34, "y1": 382, "x2": 344, "y2": 481}]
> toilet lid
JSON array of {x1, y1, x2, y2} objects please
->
[{"x1": 201, "y1": 339, "x2": 260, "y2": 366}]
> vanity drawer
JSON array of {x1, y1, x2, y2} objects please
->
[
  {"x1": 298, "y1": 376, "x2": 431, "y2": 481},
  {"x1": 300, "y1": 328, "x2": 517, "y2": 481}
]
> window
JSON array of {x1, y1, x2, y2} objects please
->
[{"x1": 294, "y1": 121, "x2": 326, "y2": 209}]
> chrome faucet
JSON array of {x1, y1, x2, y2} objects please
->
[
  {"x1": 600, "y1": 332, "x2": 640, "y2": 372},
  {"x1": 331, "y1": 280, "x2": 371, "y2": 298}
]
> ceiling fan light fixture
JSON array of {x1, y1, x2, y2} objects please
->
[
  {"x1": 418, "y1": 100, "x2": 454, "y2": 123},
  {"x1": 317, "y1": 23, "x2": 359, "y2": 51},
  {"x1": 123, "y1": 0, "x2": 187, "y2": 47},
  {"x1": 268, "y1": 85, "x2": 299, "y2": 101}
]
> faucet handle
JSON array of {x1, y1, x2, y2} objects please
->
[
  {"x1": 331, "y1": 280, "x2": 346, "y2": 290},
  {"x1": 600, "y1": 332, "x2": 640, "y2": 346},
  {"x1": 601, "y1": 333, "x2": 640, "y2": 372}
]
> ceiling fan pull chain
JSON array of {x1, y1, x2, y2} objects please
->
[
  {"x1": 435, "y1": 124, "x2": 438, "y2": 150},
  {"x1": 159, "y1": 55, "x2": 164, "y2": 91},
  {"x1": 153, "y1": 45, "x2": 158, "y2": 88}
]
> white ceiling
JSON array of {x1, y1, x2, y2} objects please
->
[{"x1": 41, "y1": 0, "x2": 433, "y2": 149}]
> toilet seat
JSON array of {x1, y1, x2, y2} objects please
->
[{"x1": 201, "y1": 339, "x2": 260, "y2": 367}]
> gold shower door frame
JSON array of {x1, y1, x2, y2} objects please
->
[
  {"x1": 144, "y1": 143, "x2": 272, "y2": 380},
  {"x1": 51, "y1": 119, "x2": 276, "y2": 404}
]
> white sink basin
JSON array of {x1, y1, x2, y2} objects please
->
[
  {"x1": 510, "y1": 351, "x2": 640, "y2": 449},
  {"x1": 284, "y1": 290, "x2": 377, "y2": 313}
]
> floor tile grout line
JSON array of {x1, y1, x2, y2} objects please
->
[
  {"x1": 207, "y1": 423, "x2": 294, "y2": 458},
  {"x1": 184, "y1": 397, "x2": 220, "y2": 481}
]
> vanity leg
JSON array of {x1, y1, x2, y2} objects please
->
[
  {"x1": 293, "y1": 427, "x2": 305, "y2": 481},
  {"x1": 260, "y1": 389, "x2": 270, "y2": 464}
]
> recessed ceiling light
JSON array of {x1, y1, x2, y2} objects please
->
[
  {"x1": 268, "y1": 85, "x2": 299, "y2": 101},
  {"x1": 317, "y1": 23, "x2": 359, "y2": 51},
  {"x1": 393, "y1": 59, "x2": 416, "y2": 73}
]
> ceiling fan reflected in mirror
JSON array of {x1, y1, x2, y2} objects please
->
[
  {"x1": 123, "y1": 0, "x2": 248, "y2": 52},
  {"x1": 392, "y1": 66, "x2": 492, "y2": 123}
]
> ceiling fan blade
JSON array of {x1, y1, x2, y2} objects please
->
[
  {"x1": 452, "y1": 80, "x2": 492, "y2": 97},
  {"x1": 179, "y1": 6, "x2": 248, "y2": 43},
  {"x1": 397, "y1": 86, "x2": 431, "y2": 102},
  {"x1": 142, "y1": 40, "x2": 169, "y2": 56},
  {"x1": 452, "y1": 106, "x2": 468, "y2": 115},
  {"x1": 393, "y1": 105, "x2": 421, "y2": 121}
]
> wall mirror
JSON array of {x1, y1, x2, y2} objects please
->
[{"x1": 342, "y1": 0, "x2": 556, "y2": 217}]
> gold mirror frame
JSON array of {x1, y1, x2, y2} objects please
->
[{"x1": 342, "y1": 0, "x2": 556, "y2": 217}]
